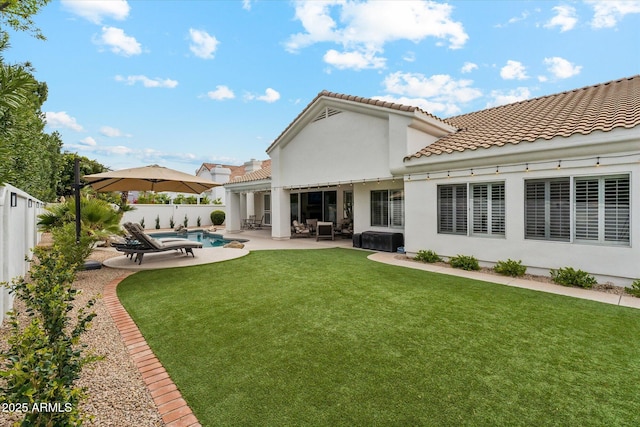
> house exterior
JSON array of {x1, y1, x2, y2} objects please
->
[
  {"x1": 226, "y1": 76, "x2": 640, "y2": 285},
  {"x1": 196, "y1": 158, "x2": 270, "y2": 204}
]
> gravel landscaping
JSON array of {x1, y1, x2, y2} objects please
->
[{"x1": 0, "y1": 246, "x2": 163, "y2": 426}]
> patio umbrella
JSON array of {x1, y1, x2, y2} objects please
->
[{"x1": 83, "y1": 164, "x2": 221, "y2": 194}]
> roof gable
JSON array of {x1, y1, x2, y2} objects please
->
[
  {"x1": 266, "y1": 90, "x2": 456, "y2": 153},
  {"x1": 406, "y1": 75, "x2": 640, "y2": 160}
]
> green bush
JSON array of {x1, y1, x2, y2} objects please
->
[
  {"x1": 169, "y1": 215, "x2": 175, "y2": 229},
  {"x1": 449, "y1": 254, "x2": 480, "y2": 271},
  {"x1": 51, "y1": 222, "x2": 96, "y2": 269},
  {"x1": 625, "y1": 279, "x2": 640, "y2": 297},
  {"x1": 210, "y1": 210, "x2": 225, "y2": 226},
  {"x1": 550, "y1": 267, "x2": 597, "y2": 289},
  {"x1": 183, "y1": 214, "x2": 189, "y2": 227},
  {"x1": 197, "y1": 216, "x2": 202, "y2": 227},
  {"x1": 139, "y1": 217, "x2": 145, "y2": 229},
  {"x1": 494, "y1": 259, "x2": 527, "y2": 277},
  {"x1": 155, "y1": 215, "x2": 161, "y2": 229},
  {"x1": 0, "y1": 246, "x2": 100, "y2": 426},
  {"x1": 414, "y1": 250, "x2": 442, "y2": 263}
]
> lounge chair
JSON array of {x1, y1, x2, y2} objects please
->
[
  {"x1": 316, "y1": 221, "x2": 335, "y2": 241},
  {"x1": 117, "y1": 222, "x2": 203, "y2": 264},
  {"x1": 292, "y1": 220, "x2": 311, "y2": 237}
]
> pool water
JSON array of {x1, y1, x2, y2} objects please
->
[{"x1": 149, "y1": 230, "x2": 248, "y2": 247}]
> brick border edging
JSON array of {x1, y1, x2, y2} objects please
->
[{"x1": 103, "y1": 276, "x2": 201, "y2": 427}]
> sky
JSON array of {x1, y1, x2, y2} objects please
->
[{"x1": 6, "y1": 0, "x2": 640, "y2": 174}]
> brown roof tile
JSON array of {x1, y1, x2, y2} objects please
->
[
  {"x1": 228, "y1": 164, "x2": 271, "y2": 183},
  {"x1": 407, "y1": 75, "x2": 640, "y2": 160}
]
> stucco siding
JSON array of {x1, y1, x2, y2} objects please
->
[
  {"x1": 278, "y1": 111, "x2": 390, "y2": 187},
  {"x1": 404, "y1": 158, "x2": 638, "y2": 285}
]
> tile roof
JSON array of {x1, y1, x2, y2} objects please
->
[
  {"x1": 406, "y1": 75, "x2": 640, "y2": 160},
  {"x1": 267, "y1": 90, "x2": 454, "y2": 153},
  {"x1": 201, "y1": 159, "x2": 271, "y2": 181},
  {"x1": 228, "y1": 160, "x2": 272, "y2": 183}
]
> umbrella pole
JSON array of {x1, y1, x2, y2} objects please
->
[{"x1": 74, "y1": 157, "x2": 81, "y2": 243}]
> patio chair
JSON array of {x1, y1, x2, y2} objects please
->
[
  {"x1": 117, "y1": 222, "x2": 203, "y2": 264},
  {"x1": 316, "y1": 221, "x2": 335, "y2": 241},
  {"x1": 306, "y1": 218, "x2": 318, "y2": 235},
  {"x1": 292, "y1": 220, "x2": 311, "y2": 237}
]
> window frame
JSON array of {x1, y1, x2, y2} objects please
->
[
  {"x1": 370, "y1": 189, "x2": 404, "y2": 228},
  {"x1": 470, "y1": 182, "x2": 505, "y2": 237},
  {"x1": 437, "y1": 184, "x2": 467, "y2": 235}
]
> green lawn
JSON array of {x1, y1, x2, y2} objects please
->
[{"x1": 117, "y1": 248, "x2": 640, "y2": 426}]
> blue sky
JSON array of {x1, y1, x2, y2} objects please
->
[{"x1": 7, "y1": 0, "x2": 640, "y2": 174}]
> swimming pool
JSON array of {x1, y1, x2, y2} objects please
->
[{"x1": 149, "y1": 230, "x2": 249, "y2": 247}]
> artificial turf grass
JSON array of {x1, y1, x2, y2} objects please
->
[{"x1": 117, "y1": 248, "x2": 640, "y2": 426}]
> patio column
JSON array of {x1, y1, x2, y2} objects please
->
[
  {"x1": 271, "y1": 187, "x2": 291, "y2": 240},
  {"x1": 226, "y1": 190, "x2": 242, "y2": 233},
  {"x1": 246, "y1": 191, "x2": 255, "y2": 218}
]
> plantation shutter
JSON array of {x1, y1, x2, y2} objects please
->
[
  {"x1": 438, "y1": 185, "x2": 467, "y2": 234},
  {"x1": 390, "y1": 190, "x2": 404, "y2": 227},
  {"x1": 525, "y1": 181, "x2": 546, "y2": 239},
  {"x1": 575, "y1": 179, "x2": 599, "y2": 240},
  {"x1": 491, "y1": 183, "x2": 505, "y2": 235},
  {"x1": 604, "y1": 176, "x2": 630, "y2": 243},
  {"x1": 525, "y1": 179, "x2": 569, "y2": 241},
  {"x1": 472, "y1": 185, "x2": 488, "y2": 234},
  {"x1": 548, "y1": 179, "x2": 570, "y2": 241},
  {"x1": 371, "y1": 190, "x2": 388, "y2": 227}
]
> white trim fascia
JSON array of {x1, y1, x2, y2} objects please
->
[
  {"x1": 403, "y1": 127, "x2": 640, "y2": 173},
  {"x1": 224, "y1": 179, "x2": 271, "y2": 193}
]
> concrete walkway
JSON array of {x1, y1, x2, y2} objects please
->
[{"x1": 369, "y1": 251, "x2": 640, "y2": 309}]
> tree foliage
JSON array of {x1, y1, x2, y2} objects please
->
[{"x1": 0, "y1": 0, "x2": 51, "y2": 40}]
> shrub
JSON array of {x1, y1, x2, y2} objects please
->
[
  {"x1": 197, "y1": 216, "x2": 202, "y2": 227},
  {"x1": 155, "y1": 215, "x2": 161, "y2": 229},
  {"x1": 0, "y1": 246, "x2": 100, "y2": 425},
  {"x1": 169, "y1": 215, "x2": 175, "y2": 229},
  {"x1": 449, "y1": 254, "x2": 480, "y2": 271},
  {"x1": 550, "y1": 267, "x2": 597, "y2": 289},
  {"x1": 140, "y1": 217, "x2": 145, "y2": 229},
  {"x1": 414, "y1": 250, "x2": 442, "y2": 263},
  {"x1": 183, "y1": 214, "x2": 189, "y2": 227},
  {"x1": 625, "y1": 279, "x2": 640, "y2": 297},
  {"x1": 494, "y1": 259, "x2": 527, "y2": 277},
  {"x1": 210, "y1": 210, "x2": 225, "y2": 226},
  {"x1": 51, "y1": 223, "x2": 95, "y2": 269}
]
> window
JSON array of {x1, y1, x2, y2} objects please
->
[
  {"x1": 526, "y1": 175, "x2": 629, "y2": 245},
  {"x1": 471, "y1": 183, "x2": 505, "y2": 236},
  {"x1": 371, "y1": 190, "x2": 404, "y2": 227},
  {"x1": 575, "y1": 175, "x2": 629, "y2": 244},
  {"x1": 525, "y1": 179, "x2": 570, "y2": 241},
  {"x1": 263, "y1": 193, "x2": 271, "y2": 226},
  {"x1": 438, "y1": 184, "x2": 467, "y2": 234}
]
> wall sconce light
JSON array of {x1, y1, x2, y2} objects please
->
[
  {"x1": 10, "y1": 192, "x2": 17, "y2": 207},
  {"x1": 28, "y1": 199, "x2": 33, "y2": 208}
]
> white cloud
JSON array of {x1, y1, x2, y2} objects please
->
[
  {"x1": 461, "y1": 62, "x2": 478, "y2": 73},
  {"x1": 545, "y1": 5, "x2": 578, "y2": 32},
  {"x1": 61, "y1": 0, "x2": 130, "y2": 24},
  {"x1": 500, "y1": 60, "x2": 528, "y2": 80},
  {"x1": 486, "y1": 87, "x2": 532, "y2": 108},
  {"x1": 207, "y1": 85, "x2": 235, "y2": 100},
  {"x1": 97, "y1": 26, "x2": 142, "y2": 56},
  {"x1": 189, "y1": 29, "x2": 219, "y2": 59},
  {"x1": 286, "y1": 0, "x2": 468, "y2": 70},
  {"x1": 242, "y1": 0, "x2": 252, "y2": 11},
  {"x1": 115, "y1": 75, "x2": 178, "y2": 88},
  {"x1": 100, "y1": 126, "x2": 131, "y2": 137},
  {"x1": 79, "y1": 137, "x2": 97, "y2": 146},
  {"x1": 379, "y1": 72, "x2": 482, "y2": 116},
  {"x1": 544, "y1": 57, "x2": 582, "y2": 78},
  {"x1": 587, "y1": 0, "x2": 640, "y2": 28},
  {"x1": 323, "y1": 49, "x2": 385, "y2": 70},
  {"x1": 402, "y1": 51, "x2": 416, "y2": 62},
  {"x1": 257, "y1": 88, "x2": 281, "y2": 103},
  {"x1": 45, "y1": 111, "x2": 83, "y2": 131}
]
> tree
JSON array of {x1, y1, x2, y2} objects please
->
[
  {"x1": 57, "y1": 152, "x2": 109, "y2": 198},
  {"x1": 0, "y1": 0, "x2": 51, "y2": 40}
]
